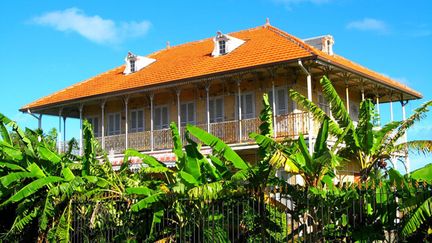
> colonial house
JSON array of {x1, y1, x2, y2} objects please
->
[{"x1": 21, "y1": 20, "x2": 422, "y2": 177}]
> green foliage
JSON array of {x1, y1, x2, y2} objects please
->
[{"x1": 1, "y1": 85, "x2": 432, "y2": 242}]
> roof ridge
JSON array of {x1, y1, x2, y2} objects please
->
[
  {"x1": 266, "y1": 25, "x2": 318, "y2": 56},
  {"x1": 22, "y1": 66, "x2": 124, "y2": 110},
  {"x1": 148, "y1": 25, "x2": 266, "y2": 58}
]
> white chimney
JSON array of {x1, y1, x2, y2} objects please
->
[{"x1": 304, "y1": 35, "x2": 335, "y2": 55}]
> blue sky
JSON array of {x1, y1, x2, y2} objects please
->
[{"x1": 0, "y1": 0, "x2": 431, "y2": 171}]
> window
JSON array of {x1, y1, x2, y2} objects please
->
[
  {"x1": 180, "y1": 102, "x2": 195, "y2": 126},
  {"x1": 219, "y1": 40, "x2": 226, "y2": 55},
  {"x1": 86, "y1": 117, "x2": 99, "y2": 137},
  {"x1": 318, "y1": 92, "x2": 331, "y2": 116},
  {"x1": 108, "y1": 113, "x2": 121, "y2": 135},
  {"x1": 130, "y1": 59, "x2": 136, "y2": 73},
  {"x1": 130, "y1": 109, "x2": 144, "y2": 133},
  {"x1": 350, "y1": 103, "x2": 359, "y2": 121},
  {"x1": 154, "y1": 106, "x2": 169, "y2": 129},
  {"x1": 209, "y1": 97, "x2": 224, "y2": 123},
  {"x1": 268, "y1": 88, "x2": 295, "y2": 115},
  {"x1": 240, "y1": 93, "x2": 255, "y2": 119}
]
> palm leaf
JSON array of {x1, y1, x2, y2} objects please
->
[
  {"x1": 0, "y1": 161, "x2": 25, "y2": 171},
  {"x1": 188, "y1": 181, "x2": 224, "y2": 200},
  {"x1": 55, "y1": 202, "x2": 72, "y2": 243},
  {"x1": 320, "y1": 76, "x2": 352, "y2": 129},
  {"x1": 313, "y1": 117, "x2": 329, "y2": 158},
  {"x1": 186, "y1": 124, "x2": 249, "y2": 170},
  {"x1": 289, "y1": 89, "x2": 343, "y2": 136},
  {"x1": 5, "y1": 207, "x2": 39, "y2": 236},
  {"x1": 410, "y1": 163, "x2": 432, "y2": 181},
  {"x1": 131, "y1": 192, "x2": 165, "y2": 212},
  {"x1": 390, "y1": 100, "x2": 432, "y2": 146},
  {"x1": 401, "y1": 197, "x2": 432, "y2": 237},
  {"x1": 0, "y1": 113, "x2": 35, "y2": 156},
  {"x1": 0, "y1": 171, "x2": 33, "y2": 188},
  {"x1": 125, "y1": 186, "x2": 153, "y2": 196},
  {"x1": 123, "y1": 149, "x2": 165, "y2": 168},
  {"x1": 0, "y1": 176, "x2": 64, "y2": 207},
  {"x1": 393, "y1": 140, "x2": 432, "y2": 155},
  {"x1": 259, "y1": 93, "x2": 274, "y2": 137},
  {"x1": 0, "y1": 121, "x2": 12, "y2": 145},
  {"x1": 38, "y1": 143, "x2": 62, "y2": 164}
]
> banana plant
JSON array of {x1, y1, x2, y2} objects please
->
[
  {"x1": 0, "y1": 115, "x2": 123, "y2": 242},
  {"x1": 123, "y1": 121, "x2": 244, "y2": 241},
  {"x1": 289, "y1": 75, "x2": 432, "y2": 179},
  {"x1": 389, "y1": 163, "x2": 432, "y2": 239}
]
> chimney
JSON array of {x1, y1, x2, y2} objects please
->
[{"x1": 304, "y1": 35, "x2": 335, "y2": 55}]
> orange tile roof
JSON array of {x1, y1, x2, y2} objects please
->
[{"x1": 21, "y1": 25, "x2": 421, "y2": 111}]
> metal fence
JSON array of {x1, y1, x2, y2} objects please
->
[{"x1": 71, "y1": 183, "x2": 432, "y2": 242}]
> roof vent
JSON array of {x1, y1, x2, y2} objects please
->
[
  {"x1": 304, "y1": 35, "x2": 335, "y2": 55},
  {"x1": 211, "y1": 31, "x2": 245, "y2": 57},
  {"x1": 123, "y1": 51, "x2": 156, "y2": 75}
]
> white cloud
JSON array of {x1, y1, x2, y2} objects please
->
[
  {"x1": 346, "y1": 18, "x2": 388, "y2": 33},
  {"x1": 272, "y1": 0, "x2": 331, "y2": 9},
  {"x1": 32, "y1": 8, "x2": 151, "y2": 44}
]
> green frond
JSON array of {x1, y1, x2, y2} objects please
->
[
  {"x1": 54, "y1": 202, "x2": 72, "y2": 243},
  {"x1": 393, "y1": 140, "x2": 432, "y2": 156},
  {"x1": 289, "y1": 89, "x2": 343, "y2": 136},
  {"x1": 0, "y1": 171, "x2": 33, "y2": 188},
  {"x1": 0, "y1": 176, "x2": 64, "y2": 207},
  {"x1": 401, "y1": 197, "x2": 432, "y2": 237},
  {"x1": 123, "y1": 149, "x2": 165, "y2": 168},
  {"x1": 6, "y1": 207, "x2": 39, "y2": 236},
  {"x1": 371, "y1": 121, "x2": 402, "y2": 154},
  {"x1": 0, "y1": 121, "x2": 12, "y2": 145},
  {"x1": 320, "y1": 76, "x2": 352, "y2": 129},
  {"x1": 186, "y1": 124, "x2": 250, "y2": 170},
  {"x1": 259, "y1": 93, "x2": 274, "y2": 137},
  {"x1": 410, "y1": 163, "x2": 432, "y2": 181},
  {"x1": 390, "y1": 100, "x2": 432, "y2": 146},
  {"x1": 188, "y1": 181, "x2": 224, "y2": 200},
  {"x1": 0, "y1": 161, "x2": 25, "y2": 172},
  {"x1": 170, "y1": 122, "x2": 184, "y2": 162},
  {"x1": 130, "y1": 192, "x2": 165, "y2": 212}
]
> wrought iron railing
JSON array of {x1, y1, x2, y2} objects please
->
[
  {"x1": 70, "y1": 184, "x2": 432, "y2": 242},
  {"x1": 97, "y1": 112, "x2": 310, "y2": 152}
]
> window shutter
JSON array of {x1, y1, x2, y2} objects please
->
[
  {"x1": 180, "y1": 104, "x2": 187, "y2": 126},
  {"x1": 131, "y1": 111, "x2": 137, "y2": 132},
  {"x1": 243, "y1": 94, "x2": 254, "y2": 118},
  {"x1": 215, "y1": 98, "x2": 223, "y2": 122},
  {"x1": 277, "y1": 89, "x2": 287, "y2": 115},
  {"x1": 154, "y1": 108, "x2": 161, "y2": 129},
  {"x1": 188, "y1": 103, "x2": 195, "y2": 124},
  {"x1": 162, "y1": 107, "x2": 168, "y2": 128},
  {"x1": 209, "y1": 99, "x2": 215, "y2": 123},
  {"x1": 93, "y1": 118, "x2": 99, "y2": 136},
  {"x1": 108, "y1": 115, "x2": 113, "y2": 135},
  {"x1": 115, "y1": 114, "x2": 120, "y2": 134},
  {"x1": 138, "y1": 110, "x2": 144, "y2": 131}
]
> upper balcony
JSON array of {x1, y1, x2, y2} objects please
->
[{"x1": 97, "y1": 112, "x2": 309, "y2": 154}]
